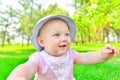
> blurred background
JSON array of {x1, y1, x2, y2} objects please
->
[
  {"x1": 0, "y1": 0, "x2": 120, "y2": 80},
  {"x1": 0, "y1": 0, "x2": 120, "y2": 46}
]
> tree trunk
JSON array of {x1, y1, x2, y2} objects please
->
[{"x1": 1, "y1": 31, "x2": 6, "y2": 47}]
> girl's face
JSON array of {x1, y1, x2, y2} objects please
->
[{"x1": 38, "y1": 19, "x2": 71, "y2": 56}]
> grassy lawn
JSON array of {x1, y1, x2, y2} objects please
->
[
  {"x1": 0, "y1": 43, "x2": 120, "y2": 80},
  {"x1": 0, "y1": 44, "x2": 36, "y2": 80}
]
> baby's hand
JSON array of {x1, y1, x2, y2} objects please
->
[{"x1": 101, "y1": 44, "x2": 118, "y2": 60}]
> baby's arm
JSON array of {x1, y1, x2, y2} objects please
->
[
  {"x1": 74, "y1": 45, "x2": 118, "y2": 64},
  {"x1": 7, "y1": 61, "x2": 38, "y2": 80}
]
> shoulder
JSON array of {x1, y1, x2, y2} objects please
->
[
  {"x1": 67, "y1": 49, "x2": 79, "y2": 60},
  {"x1": 68, "y1": 49, "x2": 79, "y2": 55},
  {"x1": 28, "y1": 51, "x2": 45, "y2": 67},
  {"x1": 29, "y1": 51, "x2": 41, "y2": 57},
  {"x1": 29, "y1": 51, "x2": 44, "y2": 60}
]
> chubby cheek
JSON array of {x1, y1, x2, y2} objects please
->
[
  {"x1": 67, "y1": 42, "x2": 71, "y2": 50},
  {"x1": 68, "y1": 39, "x2": 71, "y2": 45},
  {"x1": 46, "y1": 40, "x2": 58, "y2": 48}
]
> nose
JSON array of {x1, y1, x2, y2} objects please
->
[{"x1": 61, "y1": 35, "x2": 68, "y2": 41}]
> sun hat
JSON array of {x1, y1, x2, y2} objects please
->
[{"x1": 31, "y1": 15, "x2": 76, "y2": 51}]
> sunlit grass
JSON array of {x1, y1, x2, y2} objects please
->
[
  {"x1": 72, "y1": 42, "x2": 120, "y2": 80},
  {"x1": 0, "y1": 44, "x2": 36, "y2": 79},
  {"x1": 71, "y1": 42, "x2": 120, "y2": 52},
  {"x1": 0, "y1": 43, "x2": 120, "y2": 80},
  {"x1": 74, "y1": 58, "x2": 120, "y2": 80}
]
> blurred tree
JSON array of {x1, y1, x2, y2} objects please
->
[
  {"x1": 73, "y1": 0, "x2": 120, "y2": 43},
  {"x1": 2, "y1": 0, "x2": 120, "y2": 45},
  {"x1": 18, "y1": 0, "x2": 35, "y2": 46},
  {"x1": 18, "y1": 0, "x2": 68, "y2": 46},
  {"x1": 0, "y1": 15, "x2": 9, "y2": 47},
  {"x1": 0, "y1": 5, "x2": 18, "y2": 47}
]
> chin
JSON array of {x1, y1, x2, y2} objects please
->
[{"x1": 59, "y1": 51, "x2": 67, "y2": 56}]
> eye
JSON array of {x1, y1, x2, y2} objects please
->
[
  {"x1": 53, "y1": 33, "x2": 60, "y2": 37},
  {"x1": 65, "y1": 33, "x2": 70, "y2": 36}
]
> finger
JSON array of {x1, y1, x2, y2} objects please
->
[
  {"x1": 106, "y1": 45, "x2": 118, "y2": 56},
  {"x1": 109, "y1": 46, "x2": 118, "y2": 56},
  {"x1": 104, "y1": 44, "x2": 113, "y2": 50},
  {"x1": 103, "y1": 48, "x2": 113, "y2": 54},
  {"x1": 112, "y1": 48, "x2": 119, "y2": 56}
]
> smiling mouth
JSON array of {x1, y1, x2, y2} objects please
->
[{"x1": 59, "y1": 45, "x2": 66, "y2": 48}]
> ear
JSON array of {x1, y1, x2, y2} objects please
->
[{"x1": 37, "y1": 37, "x2": 44, "y2": 47}]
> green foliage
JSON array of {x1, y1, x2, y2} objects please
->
[
  {"x1": 1, "y1": 0, "x2": 120, "y2": 46},
  {"x1": 17, "y1": 1, "x2": 69, "y2": 46},
  {"x1": 73, "y1": 0, "x2": 120, "y2": 43}
]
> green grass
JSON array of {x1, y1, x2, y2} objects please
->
[
  {"x1": 74, "y1": 59, "x2": 120, "y2": 80},
  {"x1": 0, "y1": 44, "x2": 36, "y2": 80},
  {"x1": 0, "y1": 43, "x2": 120, "y2": 80},
  {"x1": 72, "y1": 43, "x2": 120, "y2": 80}
]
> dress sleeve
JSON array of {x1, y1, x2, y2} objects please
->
[
  {"x1": 28, "y1": 52, "x2": 42, "y2": 71},
  {"x1": 69, "y1": 49, "x2": 79, "y2": 61}
]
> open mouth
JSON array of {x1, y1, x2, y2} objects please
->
[{"x1": 59, "y1": 45, "x2": 66, "y2": 48}]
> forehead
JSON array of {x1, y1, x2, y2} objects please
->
[
  {"x1": 39, "y1": 18, "x2": 69, "y2": 32},
  {"x1": 43, "y1": 18, "x2": 67, "y2": 27}
]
